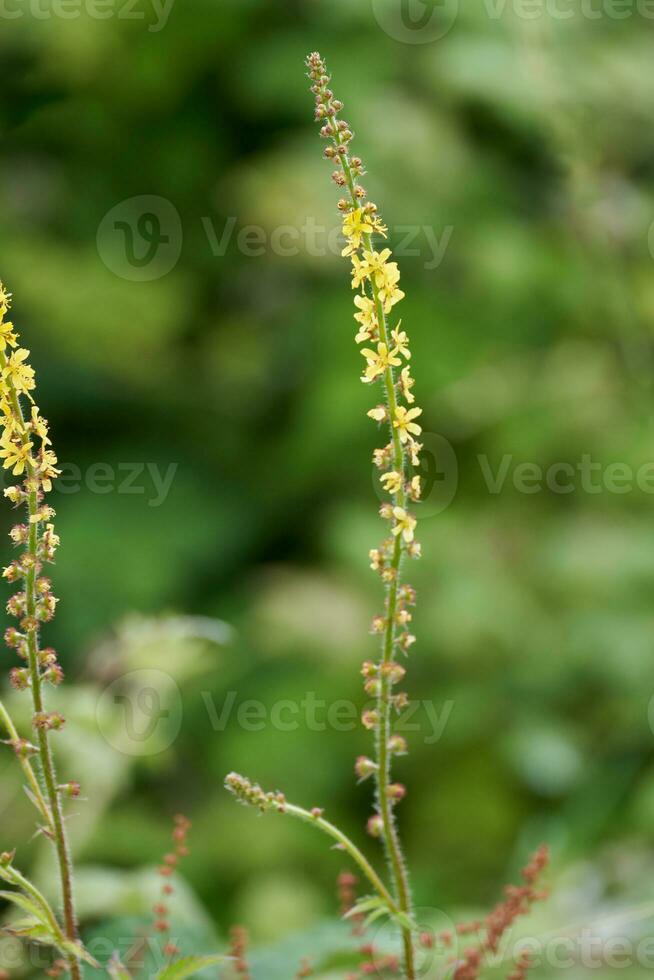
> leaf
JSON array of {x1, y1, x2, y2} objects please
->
[
  {"x1": 3, "y1": 917, "x2": 57, "y2": 944},
  {"x1": 343, "y1": 895, "x2": 385, "y2": 919},
  {"x1": 0, "y1": 890, "x2": 50, "y2": 927},
  {"x1": 155, "y1": 954, "x2": 228, "y2": 980}
]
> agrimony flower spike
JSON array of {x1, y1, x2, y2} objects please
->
[
  {"x1": 307, "y1": 51, "x2": 422, "y2": 978},
  {"x1": 0, "y1": 282, "x2": 83, "y2": 980}
]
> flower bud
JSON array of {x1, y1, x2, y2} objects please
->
[
  {"x1": 33, "y1": 711, "x2": 65, "y2": 731},
  {"x1": 6, "y1": 592, "x2": 26, "y2": 617},
  {"x1": 387, "y1": 783, "x2": 406, "y2": 802},
  {"x1": 354, "y1": 756, "x2": 378, "y2": 782},
  {"x1": 2, "y1": 561, "x2": 22, "y2": 583},
  {"x1": 361, "y1": 710, "x2": 379, "y2": 731},
  {"x1": 381, "y1": 662, "x2": 406, "y2": 685},
  {"x1": 366, "y1": 815, "x2": 384, "y2": 838},
  {"x1": 369, "y1": 615, "x2": 386, "y2": 634},
  {"x1": 4, "y1": 626, "x2": 23, "y2": 648},
  {"x1": 7, "y1": 737, "x2": 37, "y2": 758},
  {"x1": 59, "y1": 781, "x2": 81, "y2": 798},
  {"x1": 0, "y1": 850, "x2": 15, "y2": 867},
  {"x1": 43, "y1": 663, "x2": 64, "y2": 686},
  {"x1": 9, "y1": 667, "x2": 30, "y2": 690},
  {"x1": 388, "y1": 735, "x2": 408, "y2": 756},
  {"x1": 9, "y1": 524, "x2": 28, "y2": 545},
  {"x1": 360, "y1": 661, "x2": 378, "y2": 679}
]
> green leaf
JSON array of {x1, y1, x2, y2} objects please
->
[
  {"x1": 155, "y1": 954, "x2": 228, "y2": 980},
  {"x1": 3, "y1": 917, "x2": 57, "y2": 944},
  {"x1": 0, "y1": 890, "x2": 50, "y2": 927},
  {"x1": 343, "y1": 895, "x2": 384, "y2": 919}
]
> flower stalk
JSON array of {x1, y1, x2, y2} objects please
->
[
  {"x1": 225, "y1": 773, "x2": 397, "y2": 915},
  {"x1": 0, "y1": 283, "x2": 82, "y2": 980},
  {"x1": 306, "y1": 52, "x2": 423, "y2": 977}
]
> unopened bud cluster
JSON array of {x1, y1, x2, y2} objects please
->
[{"x1": 225, "y1": 772, "x2": 288, "y2": 814}]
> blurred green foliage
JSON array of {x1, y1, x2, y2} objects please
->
[{"x1": 2, "y1": 0, "x2": 654, "y2": 975}]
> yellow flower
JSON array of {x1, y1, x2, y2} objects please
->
[
  {"x1": 37, "y1": 449, "x2": 60, "y2": 492},
  {"x1": 391, "y1": 506, "x2": 416, "y2": 543},
  {"x1": 360, "y1": 342, "x2": 401, "y2": 382},
  {"x1": 391, "y1": 325, "x2": 410, "y2": 360},
  {"x1": 0, "y1": 284, "x2": 11, "y2": 318},
  {"x1": 380, "y1": 283, "x2": 405, "y2": 315},
  {"x1": 353, "y1": 294, "x2": 377, "y2": 343},
  {"x1": 341, "y1": 208, "x2": 386, "y2": 256},
  {"x1": 393, "y1": 405, "x2": 422, "y2": 443},
  {"x1": 0, "y1": 427, "x2": 31, "y2": 475},
  {"x1": 410, "y1": 475, "x2": 421, "y2": 499},
  {"x1": 351, "y1": 254, "x2": 370, "y2": 289},
  {"x1": 408, "y1": 438, "x2": 422, "y2": 466},
  {"x1": 0, "y1": 321, "x2": 18, "y2": 352},
  {"x1": 30, "y1": 406, "x2": 51, "y2": 446},
  {"x1": 399, "y1": 367, "x2": 415, "y2": 404},
  {"x1": 381, "y1": 471, "x2": 402, "y2": 494},
  {"x1": 3, "y1": 348, "x2": 35, "y2": 397},
  {"x1": 367, "y1": 405, "x2": 387, "y2": 422}
]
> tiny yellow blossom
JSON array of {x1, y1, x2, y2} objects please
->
[
  {"x1": 391, "y1": 506, "x2": 417, "y2": 543},
  {"x1": 353, "y1": 294, "x2": 377, "y2": 343},
  {"x1": 3, "y1": 348, "x2": 35, "y2": 398},
  {"x1": 410, "y1": 475, "x2": 421, "y2": 499},
  {"x1": 0, "y1": 427, "x2": 31, "y2": 475},
  {"x1": 30, "y1": 407, "x2": 51, "y2": 445},
  {"x1": 399, "y1": 367, "x2": 415, "y2": 404},
  {"x1": 367, "y1": 405, "x2": 387, "y2": 422},
  {"x1": 393, "y1": 405, "x2": 422, "y2": 443},
  {"x1": 0, "y1": 321, "x2": 18, "y2": 352},
  {"x1": 37, "y1": 449, "x2": 60, "y2": 492},
  {"x1": 0, "y1": 284, "x2": 11, "y2": 317},
  {"x1": 408, "y1": 439, "x2": 422, "y2": 466},
  {"x1": 381, "y1": 471, "x2": 402, "y2": 494},
  {"x1": 351, "y1": 254, "x2": 370, "y2": 290},
  {"x1": 391, "y1": 325, "x2": 410, "y2": 360},
  {"x1": 342, "y1": 208, "x2": 386, "y2": 256},
  {"x1": 360, "y1": 342, "x2": 401, "y2": 382}
]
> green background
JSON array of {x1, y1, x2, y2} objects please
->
[{"x1": 2, "y1": 1, "x2": 654, "y2": 975}]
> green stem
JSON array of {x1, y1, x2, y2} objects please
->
[
  {"x1": 278, "y1": 800, "x2": 398, "y2": 913},
  {"x1": 0, "y1": 698, "x2": 53, "y2": 831},
  {"x1": 335, "y1": 131, "x2": 416, "y2": 979},
  {"x1": 1, "y1": 358, "x2": 82, "y2": 980}
]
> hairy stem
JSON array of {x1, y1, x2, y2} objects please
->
[
  {"x1": 0, "y1": 698, "x2": 53, "y2": 831},
  {"x1": 281, "y1": 801, "x2": 398, "y2": 912}
]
